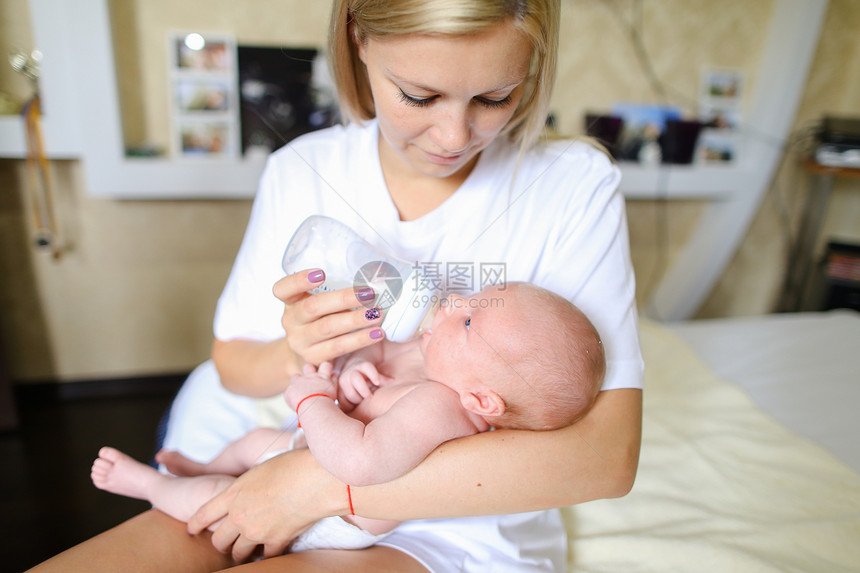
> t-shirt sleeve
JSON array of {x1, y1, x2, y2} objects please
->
[{"x1": 534, "y1": 149, "x2": 643, "y2": 391}]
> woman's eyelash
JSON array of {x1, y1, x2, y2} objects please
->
[
  {"x1": 476, "y1": 95, "x2": 513, "y2": 109},
  {"x1": 398, "y1": 90, "x2": 434, "y2": 107},
  {"x1": 397, "y1": 90, "x2": 513, "y2": 109}
]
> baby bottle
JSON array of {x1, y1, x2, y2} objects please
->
[{"x1": 282, "y1": 215, "x2": 440, "y2": 343}]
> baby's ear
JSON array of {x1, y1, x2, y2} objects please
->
[{"x1": 460, "y1": 390, "x2": 505, "y2": 418}]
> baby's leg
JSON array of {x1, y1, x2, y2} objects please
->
[
  {"x1": 92, "y1": 446, "x2": 234, "y2": 528},
  {"x1": 158, "y1": 427, "x2": 293, "y2": 477}
]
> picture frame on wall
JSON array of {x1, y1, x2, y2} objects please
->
[
  {"x1": 168, "y1": 32, "x2": 240, "y2": 159},
  {"x1": 698, "y1": 68, "x2": 744, "y2": 164}
]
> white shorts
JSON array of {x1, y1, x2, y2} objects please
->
[{"x1": 162, "y1": 361, "x2": 567, "y2": 572}]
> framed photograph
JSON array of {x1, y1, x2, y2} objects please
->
[
  {"x1": 172, "y1": 34, "x2": 233, "y2": 72},
  {"x1": 168, "y1": 32, "x2": 240, "y2": 159},
  {"x1": 699, "y1": 104, "x2": 741, "y2": 131},
  {"x1": 699, "y1": 131, "x2": 739, "y2": 164},
  {"x1": 699, "y1": 68, "x2": 744, "y2": 164},
  {"x1": 237, "y1": 46, "x2": 339, "y2": 156},
  {"x1": 701, "y1": 69, "x2": 744, "y2": 105},
  {"x1": 174, "y1": 78, "x2": 232, "y2": 113},
  {"x1": 177, "y1": 120, "x2": 234, "y2": 157}
]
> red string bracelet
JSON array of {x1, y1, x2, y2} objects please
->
[
  {"x1": 295, "y1": 393, "x2": 332, "y2": 427},
  {"x1": 347, "y1": 484, "x2": 355, "y2": 516}
]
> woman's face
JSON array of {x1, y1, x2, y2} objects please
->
[{"x1": 357, "y1": 20, "x2": 532, "y2": 182}]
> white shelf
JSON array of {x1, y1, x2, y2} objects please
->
[
  {"x1": 0, "y1": 116, "x2": 26, "y2": 158},
  {"x1": 619, "y1": 162, "x2": 745, "y2": 200},
  {"x1": 85, "y1": 155, "x2": 266, "y2": 199},
  {"x1": 0, "y1": 113, "x2": 83, "y2": 160}
]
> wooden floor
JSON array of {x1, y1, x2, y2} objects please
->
[{"x1": 1, "y1": 378, "x2": 182, "y2": 572}]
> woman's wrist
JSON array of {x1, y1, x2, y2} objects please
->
[
  {"x1": 277, "y1": 335, "x2": 303, "y2": 379},
  {"x1": 292, "y1": 448, "x2": 352, "y2": 518},
  {"x1": 213, "y1": 337, "x2": 299, "y2": 397}
]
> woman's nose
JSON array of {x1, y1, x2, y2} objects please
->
[{"x1": 432, "y1": 108, "x2": 471, "y2": 153}]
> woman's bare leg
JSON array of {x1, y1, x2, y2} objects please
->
[
  {"x1": 158, "y1": 428, "x2": 293, "y2": 477},
  {"x1": 24, "y1": 509, "x2": 234, "y2": 573},
  {"x1": 221, "y1": 546, "x2": 429, "y2": 572},
  {"x1": 92, "y1": 446, "x2": 234, "y2": 526},
  {"x1": 26, "y1": 512, "x2": 427, "y2": 573}
]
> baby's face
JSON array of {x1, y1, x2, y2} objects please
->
[{"x1": 420, "y1": 286, "x2": 519, "y2": 389}]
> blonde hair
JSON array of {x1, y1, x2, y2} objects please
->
[
  {"x1": 487, "y1": 283, "x2": 606, "y2": 431},
  {"x1": 328, "y1": 0, "x2": 560, "y2": 153}
]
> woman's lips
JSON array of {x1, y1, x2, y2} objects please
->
[{"x1": 423, "y1": 149, "x2": 464, "y2": 164}]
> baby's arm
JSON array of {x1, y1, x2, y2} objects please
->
[{"x1": 287, "y1": 368, "x2": 479, "y2": 486}]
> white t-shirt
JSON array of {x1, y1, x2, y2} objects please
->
[{"x1": 215, "y1": 119, "x2": 643, "y2": 391}]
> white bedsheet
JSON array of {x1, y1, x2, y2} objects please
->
[
  {"x1": 668, "y1": 310, "x2": 860, "y2": 472},
  {"x1": 565, "y1": 318, "x2": 860, "y2": 572}
]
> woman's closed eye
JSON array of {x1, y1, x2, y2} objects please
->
[
  {"x1": 398, "y1": 89, "x2": 435, "y2": 107},
  {"x1": 475, "y1": 94, "x2": 513, "y2": 109},
  {"x1": 398, "y1": 89, "x2": 513, "y2": 110}
]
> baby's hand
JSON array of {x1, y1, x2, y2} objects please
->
[
  {"x1": 338, "y1": 361, "x2": 393, "y2": 408},
  {"x1": 285, "y1": 362, "x2": 337, "y2": 411}
]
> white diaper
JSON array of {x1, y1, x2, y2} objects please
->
[{"x1": 290, "y1": 516, "x2": 391, "y2": 552}]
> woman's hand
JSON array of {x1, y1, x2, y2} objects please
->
[
  {"x1": 187, "y1": 448, "x2": 346, "y2": 562},
  {"x1": 274, "y1": 269, "x2": 385, "y2": 368}
]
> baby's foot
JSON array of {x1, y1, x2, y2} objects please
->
[
  {"x1": 155, "y1": 449, "x2": 208, "y2": 477},
  {"x1": 91, "y1": 446, "x2": 161, "y2": 500}
]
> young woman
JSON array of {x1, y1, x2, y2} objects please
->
[{"x1": 29, "y1": 1, "x2": 642, "y2": 571}]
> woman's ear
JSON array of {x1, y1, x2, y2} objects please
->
[{"x1": 460, "y1": 390, "x2": 505, "y2": 418}]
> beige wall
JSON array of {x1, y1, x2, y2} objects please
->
[
  {"x1": 698, "y1": 0, "x2": 860, "y2": 317},
  {"x1": 1, "y1": 0, "x2": 858, "y2": 382}
]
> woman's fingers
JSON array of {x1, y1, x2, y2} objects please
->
[
  {"x1": 230, "y1": 536, "x2": 261, "y2": 564},
  {"x1": 275, "y1": 269, "x2": 386, "y2": 365},
  {"x1": 297, "y1": 285, "x2": 376, "y2": 325},
  {"x1": 188, "y1": 488, "x2": 231, "y2": 536},
  {"x1": 210, "y1": 521, "x2": 241, "y2": 556},
  {"x1": 301, "y1": 325, "x2": 385, "y2": 366},
  {"x1": 287, "y1": 305, "x2": 383, "y2": 364},
  {"x1": 272, "y1": 268, "x2": 325, "y2": 306}
]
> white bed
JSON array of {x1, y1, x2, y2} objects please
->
[{"x1": 564, "y1": 310, "x2": 860, "y2": 572}]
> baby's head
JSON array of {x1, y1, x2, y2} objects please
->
[{"x1": 421, "y1": 282, "x2": 605, "y2": 431}]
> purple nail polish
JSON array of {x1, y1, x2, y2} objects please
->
[
  {"x1": 369, "y1": 328, "x2": 384, "y2": 340},
  {"x1": 308, "y1": 270, "x2": 325, "y2": 283},
  {"x1": 357, "y1": 287, "x2": 375, "y2": 302},
  {"x1": 365, "y1": 307, "x2": 381, "y2": 321}
]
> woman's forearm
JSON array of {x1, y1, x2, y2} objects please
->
[
  {"x1": 191, "y1": 389, "x2": 641, "y2": 550},
  {"x1": 211, "y1": 337, "x2": 299, "y2": 397},
  {"x1": 350, "y1": 388, "x2": 642, "y2": 519}
]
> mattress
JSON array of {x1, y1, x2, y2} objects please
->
[
  {"x1": 668, "y1": 310, "x2": 860, "y2": 472},
  {"x1": 564, "y1": 312, "x2": 860, "y2": 572}
]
